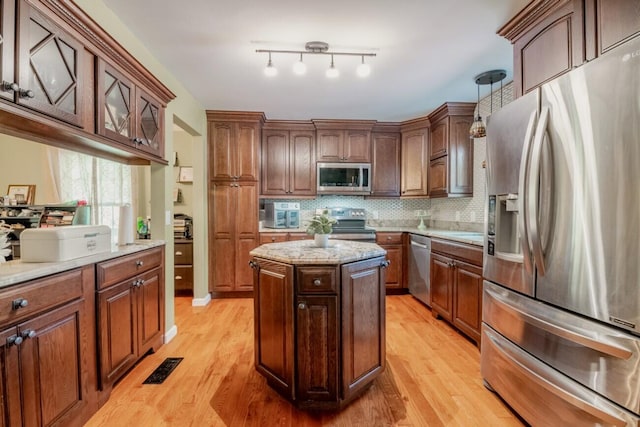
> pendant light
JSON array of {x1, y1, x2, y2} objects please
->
[
  {"x1": 264, "y1": 52, "x2": 277, "y2": 77},
  {"x1": 292, "y1": 53, "x2": 306, "y2": 75},
  {"x1": 469, "y1": 69, "x2": 506, "y2": 139}
]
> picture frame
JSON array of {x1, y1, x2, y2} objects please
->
[
  {"x1": 177, "y1": 167, "x2": 193, "y2": 183},
  {"x1": 7, "y1": 185, "x2": 35, "y2": 205}
]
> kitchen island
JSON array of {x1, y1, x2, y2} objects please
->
[{"x1": 249, "y1": 239, "x2": 388, "y2": 410}]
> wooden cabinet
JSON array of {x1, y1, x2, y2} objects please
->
[
  {"x1": 208, "y1": 111, "x2": 263, "y2": 295},
  {"x1": 587, "y1": 0, "x2": 640, "y2": 58},
  {"x1": 376, "y1": 232, "x2": 404, "y2": 290},
  {"x1": 174, "y1": 239, "x2": 193, "y2": 294},
  {"x1": 430, "y1": 239, "x2": 483, "y2": 345},
  {"x1": 261, "y1": 125, "x2": 316, "y2": 197},
  {"x1": 252, "y1": 256, "x2": 385, "y2": 409},
  {"x1": 371, "y1": 129, "x2": 401, "y2": 197},
  {"x1": 207, "y1": 112, "x2": 264, "y2": 181},
  {"x1": 96, "y1": 247, "x2": 164, "y2": 391},
  {"x1": 259, "y1": 232, "x2": 312, "y2": 244},
  {"x1": 0, "y1": 266, "x2": 96, "y2": 426},
  {"x1": 210, "y1": 181, "x2": 258, "y2": 293},
  {"x1": 0, "y1": 0, "x2": 16, "y2": 103},
  {"x1": 427, "y1": 103, "x2": 475, "y2": 198},
  {"x1": 400, "y1": 119, "x2": 429, "y2": 197},
  {"x1": 313, "y1": 120, "x2": 376, "y2": 163},
  {"x1": 14, "y1": 0, "x2": 85, "y2": 126},
  {"x1": 96, "y1": 60, "x2": 164, "y2": 158}
]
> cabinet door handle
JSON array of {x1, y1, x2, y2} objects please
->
[
  {"x1": 21, "y1": 329, "x2": 36, "y2": 340},
  {"x1": 175, "y1": 251, "x2": 183, "y2": 255},
  {"x1": 248, "y1": 260, "x2": 258, "y2": 270},
  {"x1": 298, "y1": 302, "x2": 307, "y2": 310},
  {"x1": 136, "y1": 260, "x2": 144, "y2": 267},
  {"x1": 138, "y1": 279, "x2": 145, "y2": 287},
  {"x1": 381, "y1": 260, "x2": 391, "y2": 269},
  {"x1": 313, "y1": 279, "x2": 322, "y2": 287},
  {"x1": 175, "y1": 275, "x2": 183, "y2": 280},
  {"x1": 19, "y1": 88, "x2": 34, "y2": 98},
  {"x1": 6, "y1": 335, "x2": 22, "y2": 347},
  {"x1": 12, "y1": 298, "x2": 28, "y2": 310},
  {"x1": 132, "y1": 279, "x2": 139, "y2": 287},
  {"x1": 1, "y1": 81, "x2": 18, "y2": 93}
]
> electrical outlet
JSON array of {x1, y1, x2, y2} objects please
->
[{"x1": 455, "y1": 211, "x2": 461, "y2": 222}]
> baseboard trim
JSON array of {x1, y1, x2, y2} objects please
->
[
  {"x1": 164, "y1": 324, "x2": 178, "y2": 344},
  {"x1": 191, "y1": 293, "x2": 212, "y2": 306}
]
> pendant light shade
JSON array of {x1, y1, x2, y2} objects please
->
[
  {"x1": 470, "y1": 69, "x2": 506, "y2": 139},
  {"x1": 326, "y1": 55, "x2": 339, "y2": 78},
  {"x1": 292, "y1": 53, "x2": 306, "y2": 75}
]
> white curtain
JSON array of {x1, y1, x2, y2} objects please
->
[{"x1": 48, "y1": 148, "x2": 137, "y2": 244}]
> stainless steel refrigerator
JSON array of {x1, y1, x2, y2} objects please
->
[{"x1": 481, "y1": 35, "x2": 640, "y2": 426}]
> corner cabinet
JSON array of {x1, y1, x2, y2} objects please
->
[
  {"x1": 430, "y1": 238, "x2": 483, "y2": 345},
  {"x1": 96, "y1": 247, "x2": 165, "y2": 393},
  {"x1": 261, "y1": 123, "x2": 316, "y2": 197},
  {"x1": 252, "y1": 256, "x2": 386, "y2": 409},
  {"x1": 0, "y1": 266, "x2": 97, "y2": 426},
  {"x1": 371, "y1": 126, "x2": 401, "y2": 197},
  {"x1": 427, "y1": 102, "x2": 475, "y2": 198},
  {"x1": 400, "y1": 118, "x2": 430, "y2": 197}
]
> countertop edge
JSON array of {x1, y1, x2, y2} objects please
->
[{"x1": 0, "y1": 240, "x2": 166, "y2": 288}]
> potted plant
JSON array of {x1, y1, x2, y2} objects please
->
[{"x1": 306, "y1": 210, "x2": 337, "y2": 248}]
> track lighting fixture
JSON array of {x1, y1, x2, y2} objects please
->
[{"x1": 256, "y1": 41, "x2": 376, "y2": 78}]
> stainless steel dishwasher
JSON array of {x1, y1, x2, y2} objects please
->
[{"x1": 408, "y1": 234, "x2": 431, "y2": 306}]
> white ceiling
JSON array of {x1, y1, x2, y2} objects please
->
[{"x1": 103, "y1": 0, "x2": 529, "y2": 122}]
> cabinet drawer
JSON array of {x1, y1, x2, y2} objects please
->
[
  {"x1": 376, "y1": 232, "x2": 403, "y2": 245},
  {"x1": 296, "y1": 266, "x2": 338, "y2": 294},
  {"x1": 431, "y1": 238, "x2": 482, "y2": 266},
  {"x1": 174, "y1": 242, "x2": 193, "y2": 265},
  {"x1": 0, "y1": 269, "x2": 83, "y2": 325},
  {"x1": 174, "y1": 266, "x2": 193, "y2": 291},
  {"x1": 287, "y1": 232, "x2": 311, "y2": 241},
  {"x1": 97, "y1": 247, "x2": 163, "y2": 290},
  {"x1": 259, "y1": 233, "x2": 288, "y2": 244}
]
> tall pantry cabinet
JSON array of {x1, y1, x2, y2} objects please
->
[{"x1": 207, "y1": 111, "x2": 265, "y2": 295}]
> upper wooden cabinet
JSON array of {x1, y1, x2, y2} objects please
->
[
  {"x1": 400, "y1": 118, "x2": 429, "y2": 198},
  {"x1": 261, "y1": 122, "x2": 316, "y2": 197},
  {"x1": 371, "y1": 126, "x2": 401, "y2": 198},
  {"x1": 207, "y1": 111, "x2": 264, "y2": 182},
  {"x1": 427, "y1": 103, "x2": 475, "y2": 198},
  {"x1": 0, "y1": 0, "x2": 174, "y2": 164},
  {"x1": 501, "y1": 0, "x2": 640, "y2": 97},
  {"x1": 313, "y1": 120, "x2": 375, "y2": 162},
  {"x1": 96, "y1": 61, "x2": 164, "y2": 159},
  {"x1": 12, "y1": 0, "x2": 85, "y2": 126},
  {"x1": 586, "y1": 0, "x2": 640, "y2": 58}
]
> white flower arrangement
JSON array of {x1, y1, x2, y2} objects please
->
[{"x1": 0, "y1": 231, "x2": 11, "y2": 263}]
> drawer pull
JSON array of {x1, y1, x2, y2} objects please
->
[
  {"x1": 175, "y1": 275, "x2": 183, "y2": 280},
  {"x1": 12, "y1": 298, "x2": 28, "y2": 310},
  {"x1": 6, "y1": 335, "x2": 22, "y2": 347},
  {"x1": 137, "y1": 279, "x2": 145, "y2": 287},
  {"x1": 313, "y1": 279, "x2": 322, "y2": 287},
  {"x1": 175, "y1": 251, "x2": 183, "y2": 256},
  {"x1": 21, "y1": 329, "x2": 36, "y2": 340},
  {"x1": 136, "y1": 260, "x2": 144, "y2": 267},
  {"x1": 298, "y1": 302, "x2": 307, "y2": 310},
  {"x1": 381, "y1": 260, "x2": 391, "y2": 269}
]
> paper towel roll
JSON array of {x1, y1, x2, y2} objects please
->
[{"x1": 118, "y1": 204, "x2": 134, "y2": 245}]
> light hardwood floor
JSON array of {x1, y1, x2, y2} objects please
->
[{"x1": 85, "y1": 295, "x2": 524, "y2": 426}]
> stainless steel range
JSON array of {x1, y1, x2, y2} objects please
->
[{"x1": 316, "y1": 208, "x2": 376, "y2": 242}]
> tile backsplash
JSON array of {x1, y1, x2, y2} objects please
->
[{"x1": 262, "y1": 83, "x2": 513, "y2": 233}]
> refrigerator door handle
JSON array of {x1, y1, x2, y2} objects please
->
[
  {"x1": 486, "y1": 284, "x2": 634, "y2": 360},
  {"x1": 527, "y1": 106, "x2": 549, "y2": 276},
  {"x1": 484, "y1": 328, "x2": 631, "y2": 427},
  {"x1": 517, "y1": 110, "x2": 538, "y2": 275}
]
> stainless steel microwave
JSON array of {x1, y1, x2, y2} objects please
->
[{"x1": 317, "y1": 162, "x2": 371, "y2": 195}]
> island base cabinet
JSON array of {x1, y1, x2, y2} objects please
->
[
  {"x1": 296, "y1": 296, "x2": 338, "y2": 404},
  {"x1": 253, "y1": 259, "x2": 294, "y2": 399},
  {"x1": 341, "y1": 258, "x2": 386, "y2": 401},
  {"x1": 252, "y1": 255, "x2": 386, "y2": 410}
]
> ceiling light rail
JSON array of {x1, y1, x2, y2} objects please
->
[{"x1": 256, "y1": 41, "x2": 376, "y2": 78}]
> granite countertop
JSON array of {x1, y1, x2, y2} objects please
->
[
  {"x1": 259, "y1": 226, "x2": 484, "y2": 247},
  {"x1": 0, "y1": 240, "x2": 165, "y2": 289},
  {"x1": 250, "y1": 239, "x2": 386, "y2": 265}
]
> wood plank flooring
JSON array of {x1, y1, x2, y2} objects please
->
[{"x1": 85, "y1": 295, "x2": 524, "y2": 426}]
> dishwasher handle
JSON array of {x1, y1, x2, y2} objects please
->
[{"x1": 410, "y1": 240, "x2": 429, "y2": 250}]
